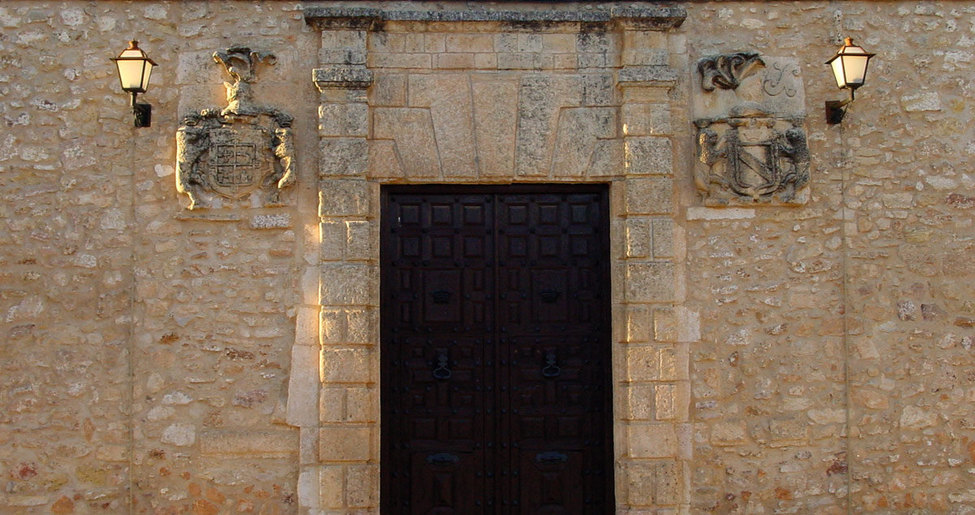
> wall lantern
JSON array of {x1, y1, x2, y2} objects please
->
[
  {"x1": 111, "y1": 40, "x2": 157, "y2": 128},
  {"x1": 825, "y1": 37, "x2": 875, "y2": 124}
]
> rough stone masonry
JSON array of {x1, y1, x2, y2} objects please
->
[{"x1": 0, "y1": 1, "x2": 973, "y2": 513}]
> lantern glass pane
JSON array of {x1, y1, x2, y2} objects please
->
[
  {"x1": 116, "y1": 59, "x2": 147, "y2": 92},
  {"x1": 830, "y1": 58, "x2": 846, "y2": 88},
  {"x1": 842, "y1": 55, "x2": 869, "y2": 86},
  {"x1": 141, "y1": 61, "x2": 154, "y2": 92}
]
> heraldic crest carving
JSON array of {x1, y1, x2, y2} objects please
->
[
  {"x1": 693, "y1": 52, "x2": 809, "y2": 206},
  {"x1": 176, "y1": 46, "x2": 295, "y2": 210},
  {"x1": 695, "y1": 109, "x2": 809, "y2": 205}
]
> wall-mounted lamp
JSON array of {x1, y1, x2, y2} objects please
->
[
  {"x1": 111, "y1": 41, "x2": 157, "y2": 128},
  {"x1": 825, "y1": 37, "x2": 875, "y2": 124}
]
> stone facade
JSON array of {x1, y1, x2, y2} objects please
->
[{"x1": 0, "y1": 1, "x2": 973, "y2": 514}]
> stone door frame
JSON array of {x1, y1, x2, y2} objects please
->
[{"x1": 287, "y1": 4, "x2": 698, "y2": 512}]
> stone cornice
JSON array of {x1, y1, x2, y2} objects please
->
[{"x1": 303, "y1": 3, "x2": 686, "y2": 30}]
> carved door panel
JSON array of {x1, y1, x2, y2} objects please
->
[{"x1": 381, "y1": 186, "x2": 612, "y2": 514}]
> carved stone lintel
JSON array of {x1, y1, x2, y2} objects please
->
[
  {"x1": 694, "y1": 111, "x2": 809, "y2": 206},
  {"x1": 176, "y1": 46, "x2": 296, "y2": 210},
  {"x1": 698, "y1": 52, "x2": 765, "y2": 91}
]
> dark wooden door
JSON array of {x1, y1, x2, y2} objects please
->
[{"x1": 381, "y1": 185, "x2": 613, "y2": 514}]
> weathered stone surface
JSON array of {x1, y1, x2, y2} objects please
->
[
  {"x1": 199, "y1": 430, "x2": 297, "y2": 457},
  {"x1": 625, "y1": 262, "x2": 675, "y2": 302},
  {"x1": 472, "y1": 78, "x2": 519, "y2": 176},
  {"x1": 625, "y1": 177, "x2": 673, "y2": 215},
  {"x1": 318, "y1": 179, "x2": 371, "y2": 216},
  {"x1": 319, "y1": 137, "x2": 369, "y2": 177},
  {"x1": 319, "y1": 426, "x2": 372, "y2": 461},
  {"x1": 373, "y1": 108, "x2": 440, "y2": 177},
  {"x1": 625, "y1": 136, "x2": 672, "y2": 175},
  {"x1": 409, "y1": 74, "x2": 477, "y2": 177}
]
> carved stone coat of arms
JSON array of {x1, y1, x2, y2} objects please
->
[
  {"x1": 176, "y1": 46, "x2": 296, "y2": 210},
  {"x1": 693, "y1": 53, "x2": 810, "y2": 206}
]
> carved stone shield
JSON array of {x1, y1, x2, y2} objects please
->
[
  {"x1": 695, "y1": 113, "x2": 809, "y2": 206},
  {"x1": 203, "y1": 126, "x2": 274, "y2": 200}
]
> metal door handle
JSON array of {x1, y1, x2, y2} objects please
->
[
  {"x1": 540, "y1": 290, "x2": 560, "y2": 303},
  {"x1": 433, "y1": 351, "x2": 451, "y2": 380},
  {"x1": 427, "y1": 452, "x2": 459, "y2": 464},
  {"x1": 535, "y1": 451, "x2": 568, "y2": 463},
  {"x1": 542, "y1": 351, "x2": 560, "y2": 378}
]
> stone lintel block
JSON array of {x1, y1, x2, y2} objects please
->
[
  {"x1": 319, "y1": 425, "x2": 373, "y2": 462},
  {"x1": 625, "y1": 177, "x2": 673, "y2": 215},
  {"x1": 319, "y1": 103, "x2": 369, "y2": 137},
  {"x1": 625, "y1": 137, "x2": 672, "y2": 175},
  {"x1": 200, "y1": 430, "x2": 298, "y2": 457},
  {"x1": 618, "y1": 66, "x2": 679, "y2": 88},
  {"x1": 320, "y1": 138, "x2": 369, "y2": 177},
  {"x1": 625, "y1": 262, "x2": 675, "y2": 303},
  {"x1": 627, "y1": 422, "x2": 678, "y2": 458},
  {"x1": 321, "y1": 347, "x2": 373, "y2": 384},
  {"x1": 314, "y1": 66, "x2": 374, "y2": 91},
  {"x1": 319, "y1": 179, "x2": 371, "y2": 217},
  {"x1": 286, "y1": 344, "x2": 321, "y2": 427}
]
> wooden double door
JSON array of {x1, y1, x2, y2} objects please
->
[{"x1": 380, "y1": 185, "x2": 614, "y2": 514}]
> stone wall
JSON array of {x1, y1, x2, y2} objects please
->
[
  {"x1": 679, "y1": 3, "x2": 975, "y2": 512},
  {"x1": 1, "y1": 1, "x2": 321, "y2": 512},
  {"x1": 0, "y1": 1, "x2": 973, "y2": 514}
]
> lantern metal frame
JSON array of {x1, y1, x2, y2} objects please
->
[
  {"x1": 111, "y1": 40, "x2": 157, "y2": 128},
  {"x1": 825, "y1": 37, "x2": 875, "y2": 124}
]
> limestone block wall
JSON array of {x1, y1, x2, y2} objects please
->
[
  {"x1": 0, "y1": 1, "x2": 974, "y2": 514},
  {"x1": 0, "y1": 1, "x2": 321, "y2": 512},
  {"x1": 679, "y1": 3, "x2": 975, "y2": 513}
]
